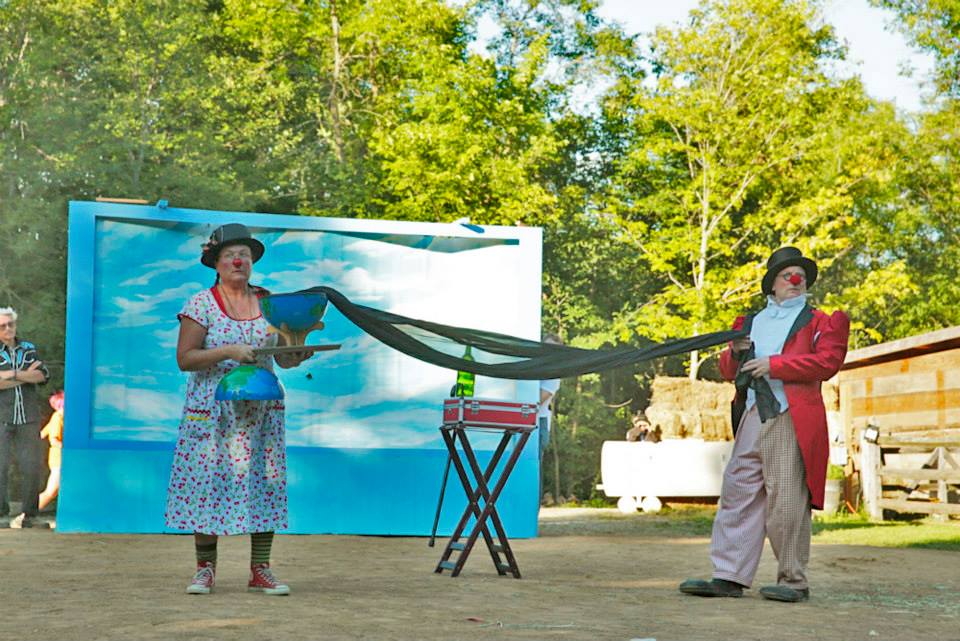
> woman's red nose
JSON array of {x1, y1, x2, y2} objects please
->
[
  {"x1": 788, "y1": 274, "x2": 803, "y2": 286},
  {"x1": 232, "y1": 258, "x2": 243, "y2": 268}
]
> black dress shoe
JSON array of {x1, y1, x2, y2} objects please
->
[
  {"x1": 679, "y1": 578, "x2": 744, "y2": 598},
  {"x1": 759, "y1": 585, "x2": 809, "y2": 602}
]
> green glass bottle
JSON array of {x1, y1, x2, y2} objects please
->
[{"x1": 454, "y1": 345, "x2": 475, "y2": 397}]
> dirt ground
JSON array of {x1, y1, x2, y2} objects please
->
[{"x1": 1, "y1": 507, "x2": 958, "y2": 641}]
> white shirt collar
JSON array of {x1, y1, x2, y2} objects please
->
[{"x1": 764, "y1": 293, "x2": 808, "y2": 319}]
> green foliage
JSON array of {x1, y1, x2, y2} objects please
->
[
  {"x1": 3, "y1": 0, "x2": 960, "y2": 501},
  {"x1": 873, "y1": 0, "x2": 960, "y2": 95},
  {"x1": 600, "y1": 0, "x2": 907, "y2": 374},
  {"x1": 543, "y1": 374, "x2": 633, "y2": 501}
]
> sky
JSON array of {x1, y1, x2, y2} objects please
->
[{"x1": 597, "y1": 0, "x2": 935, "y2": 113}]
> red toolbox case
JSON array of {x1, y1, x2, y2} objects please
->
[{"x1": 442, "y1": 397, "x2": 538, "y2": 430}]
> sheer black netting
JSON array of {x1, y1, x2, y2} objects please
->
[{"x1": 307, "y1": 287, "x2": 748, "y2": 380}]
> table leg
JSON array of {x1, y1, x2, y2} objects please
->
[
  {"x1": 457, "y1": 429, "x2": 530, "y2": 578},
  {"x1": 435, "y1": 427, "x2": 501, "y2": 575}
]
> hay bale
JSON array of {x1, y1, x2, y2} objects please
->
[
  {"x1": 640, "y1": 376, "x2": 735, "y2": 441},
  {"x1": 702, "y1": 410, "x2": 734, "y2": 440},
  {"x1": 645, "y1": 404, "x2": 684, "y2": 438},
  {"x1": 822, "y1": 379, "x2": 839, "y2": 411}
]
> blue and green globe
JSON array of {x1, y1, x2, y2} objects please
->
[
  {"x1": 260, "y1": 292, "x2": 328, "y2": 333},
  {"x1": 215, "y1": 365, "x2": 285, "y2": 401}
]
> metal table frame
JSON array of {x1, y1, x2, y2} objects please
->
[{"x1": 434, "y1": 421, "x2": 534, "y2": 578}]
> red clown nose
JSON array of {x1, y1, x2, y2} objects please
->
[
  {"x1": 788, "y1": 273, "x2": 803, "y2": 286},
  {"x1": 232, "y1": 258, "x2": 243, "y2": 268}
]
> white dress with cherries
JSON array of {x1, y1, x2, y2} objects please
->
[{"x1": 164, "y1": 288, "x2": 286, "y2": 535}]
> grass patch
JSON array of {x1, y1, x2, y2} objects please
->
[
  {"x1": 541, "y1": 504, "x2": 960, "y2": 548},
  {"x1": 599, "y1": 504, "x2": 717, "y2": 537},
  {"x1": 559, "y1": 497, "x2": 615, "y2": 509},
  {"x1": 540, "y1": 503, "x2": 960, "y2": 552},
  {"x1": 813, "y1": 513, "x2": 960, "y2": 551},
  {"x1": 539, "y1": 503, "x2": 717, "y2": 537}
]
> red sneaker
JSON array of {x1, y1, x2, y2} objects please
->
[
  {"x1": 248, "y1": 563, "x2": 290, "y2": 596},
  {"x1": 186, "y1": 560, "x2": 216, "y2": 595}
]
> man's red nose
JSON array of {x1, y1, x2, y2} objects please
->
[
  {"x1": 232, "y1": 258, "x2": 243, "y2": 268},
  {"x1": 788, "y1": 274, "x2": 803, "y2": 286}
]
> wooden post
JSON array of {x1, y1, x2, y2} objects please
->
[
  {"x1": 934, "y1": 446, "x2": 949, "y2": 522},
  {"x1": 860, "y1": 431, "x2": 882, "y2": 521}
]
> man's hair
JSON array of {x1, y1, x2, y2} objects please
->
[{"x1": 0, "y1": 307, "x2": 17, "y2": 321}]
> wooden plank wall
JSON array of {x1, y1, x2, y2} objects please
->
[{"x1": 839, "y1": 348, "x2": 960, "y2": 452}]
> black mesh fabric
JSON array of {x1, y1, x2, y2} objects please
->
[{"x1": 308, "y1": 287, "x2": 748, "y2": 380}]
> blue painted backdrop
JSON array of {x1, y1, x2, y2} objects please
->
[{"x1": 60, "y1": 201, "x2": 543, "y2": 535}]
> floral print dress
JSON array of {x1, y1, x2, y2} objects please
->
[{"x1": 164, "y1": 288, "x2": 287, "y2": 535}]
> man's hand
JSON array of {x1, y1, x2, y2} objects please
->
[
  {"x1": 731, "y1": 338, "x2": 752, "y2": 355},
  {"x1": 16, "y1": 361, "x2": 47, "y2": 384},
  {"x1": 741, "y1": 357, "x2": 771, "y2": 378}
]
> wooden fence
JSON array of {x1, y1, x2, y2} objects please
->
[
  {"x1": 860, "y1": 429, "x2": 960, "y2": 520},
  {"x1": 840, "y1": 326, "x2": 960, "y2": 520}
]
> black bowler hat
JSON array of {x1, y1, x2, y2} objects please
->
[
  {"x1": 200, "y1": 223, "x2": 265, "y2": 268},
  {"x1": 761, "y1": 247, "x2": 818, "y2": 295}
]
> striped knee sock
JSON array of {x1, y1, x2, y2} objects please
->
[
  {"x1": 250, "y1": 531, "x2": 274, "y2": 565},
  {"x1": 196, "y1": 541, "x2": 218, "y2": 565}
]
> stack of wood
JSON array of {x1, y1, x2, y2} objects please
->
[{"x1": 642, "y1": 376, "x2": 734, "y2": 441}]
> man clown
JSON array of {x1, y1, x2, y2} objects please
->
[{"x1": 680, "y1": 247, "x2": 850, "y2": 603}]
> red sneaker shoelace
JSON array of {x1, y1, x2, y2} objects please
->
[
  {"x1": 187, "y1": 561, "x2": 215, "y2": 594},
  {"x1": 248, "y1": 563, "x2": 289, "y2": 593}
]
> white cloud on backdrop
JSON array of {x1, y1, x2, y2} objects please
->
[
  {"x1": 94, "y1": 383, "x2": 183, "y2": 424},
  {"x1": 92, "y1": 223, "x2": 540, "y2": 447}
]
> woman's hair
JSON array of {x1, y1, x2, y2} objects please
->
[{"x1": 0, "y1": 307, "x2": 18, "y2": 321}]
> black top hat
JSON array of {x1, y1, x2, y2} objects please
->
[
  {"x1": 761, "y1": 246, "x2": 818, "y2": 295},
  {"x1": 200, "y1": 223, "x2": 265, "y2": 268}
]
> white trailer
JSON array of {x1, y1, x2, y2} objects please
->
[{"x1": 598, "y1": 439, "x2": 733, "y2": 513}]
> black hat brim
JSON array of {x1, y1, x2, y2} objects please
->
[
  {"x1": 762, "y1": 256, "x2": 818, "y2": 295},
  {"x1": 201, "y1": 238, "x2": 265, "y2": 268}
]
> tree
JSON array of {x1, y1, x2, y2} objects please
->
[
  {"x1": 855, "y1": 0, "x2": 960, "y2": 341},
  {"x1": 0, "y1": 1, "x2": 70, "y2": 386},
  {"x1": 873, "y1": 0, "x2": 960, "y2": 95},
  {"x1": 600, "y1": 0, "x2": 901, "y2": 376},
  {"x1": 368, "y1": 0, "x2": 628, "y2": 225}
]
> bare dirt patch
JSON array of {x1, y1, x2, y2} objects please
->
[{"x1": 2, "y1": 507, "x2": 957, "y2": 641}]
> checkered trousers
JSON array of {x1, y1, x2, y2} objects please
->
[{"x1": 709, "y1": 406, "x2": 812, "y2": 589}]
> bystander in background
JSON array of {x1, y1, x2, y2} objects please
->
[
  {"x1": 538, "y1": 334, "x2": 563, "y2": 497},
  {"x1": 0, "y1": 307, "x2": 50, "y2": 528},
  {"x1": 38, "y1": 390, "x2": 64, "y2": 513}
]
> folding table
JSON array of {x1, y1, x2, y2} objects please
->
[{"x1": 434, "y1": 398, "x2": 537, "y2": 578}]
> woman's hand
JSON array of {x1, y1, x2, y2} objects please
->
[
  {"x1": 177, "y1": 318, "x2": 261, "y2": 371},
  {"x1": 228, "y1": 344, "x2": 257, "y2": 364},
  {"x1": 274, "y1": 333, "x2": 313, "y2": 369},
  {"x1": 275, "y1": 350, "x2": 311, "y2": 369},
  {"x1": 731, "y1": 338, "x2": 753, "y2": 355}
]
